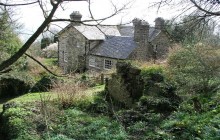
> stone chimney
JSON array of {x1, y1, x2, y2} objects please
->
[
  {"x1": 132, "y1": 18, "x2": 149, "y2": 43},
  {"x1": 70, "y1": 11, "x2": 82, "y2": 26},
  {"x1": 155, "y1": 17, "x2": 165, "y2": 30},
  {"x1": 132, "y1": 18, "x2": 150, "y2": 60}
]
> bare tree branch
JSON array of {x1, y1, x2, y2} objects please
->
[
  {"x1": 0, "y1": 1, "x2": 38, "y2": 7},
  {"x1": 190, "y1": 0, "x2": 220, "y2": 16},
  {"x1": 0, "y1": 0, "x2": 61, "y2": 72},
  {"x1": 0, "y1": 0, "x2": 128, "y2": 73},
  {"x1": 24, "y1": 53, "x2": 64, "y2": 77}
]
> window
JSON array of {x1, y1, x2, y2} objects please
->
[
  {"x1": 63, "y1": 51, "x2": 68, "y2": 62},
  {"x1": 76, "y1": 42, "x2": 80, "y2": 48},
  {"x1": 104, "y1": 59, "x2": 112, "y2": 69},
  {"x1": 89, "y1": 57, "x2": 101, "y2": 68},
  {"x1": 63, "y1": 47, "x2": 68, "y2": 62},
  {"x1": 89, "y1": 57, "x2": 96, "y2": 67}
]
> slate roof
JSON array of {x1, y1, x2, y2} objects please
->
[
  {"x1": 118, "y1": 26, "x2": 134, "y2": 37},
  {"x1": 58, "y1": 23, "x2": 163, "y2": 59},
  {"x1": 149, "y1": 28, "x2": 161, "y2": 42},
  {"x1": 118, "y1": 26, "x2": 161, "y2": 41},
  {"x1": 90, "y1": 26, "x2": 162, "y2": 59},
  {"x1": 74, "y1": 25, "x2": 121, "y2": 40},
  {"x1": 58, "y1": 24, "x2": 121, "y2": 40},
  {"x1": 74, "y1": 25, "x2": 106, "y2": 40},
  {"x1": 90, "y1": 36, "x2": 137, "y2": 59}
]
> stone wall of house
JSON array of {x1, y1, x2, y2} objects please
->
[
  {"x1": 86, "y1": 55, "x2": 118, "y2": 71},
  {"x1": 129, "y1": 30, "x2": 171, "y2": 60},
  {"x1": 58, "y1": 26, "x2": 86, "y2": 73},
  {"x1": 130, "y1": 19, "x2": 150, "y2": 61},
  {"x1": 151, "y1": 31, "x2": 170, "y2": 59},
  {"x1": 58, "y1": 26, "x2": 103, "y2": 73}
]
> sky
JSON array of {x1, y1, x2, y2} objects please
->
[{"x1": 13, "y1": 0, "x2": 180, "y2": 41}]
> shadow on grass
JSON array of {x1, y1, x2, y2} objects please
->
[{"x1": 0, "y1": 95, "x2": 23, "y2": 113}]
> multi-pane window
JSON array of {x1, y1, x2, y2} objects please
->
[{"x1": 104, "y1": 59, "x2": 112, "y2": 69}]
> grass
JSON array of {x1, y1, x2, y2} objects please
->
[
  {"x1": 0, "y1": 84, "x2": 121, "y2": 140},
  {"x1": 43, "y1": 58, "x2": 57, "y2": 67},
  {"x1": 0, "y1": 92, "x2": 52, "y2": 113},
  {"x1": 0, "y1": 85, "x2": 104, "y2": 113}
]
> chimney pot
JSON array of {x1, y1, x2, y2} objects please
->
[
  {"x1": 132, "y1": 18, "x2": 149, "y2": 42},
  {"x1": 155, "y1": 17, "x2": 165, "y2": 29},
  {"x1": 70, "y1": 11, "x2": 82, "y2": 25}
]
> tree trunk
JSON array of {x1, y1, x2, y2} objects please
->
[{"x1": 0, "y1": 2, "x2": 60, "y2": 72}]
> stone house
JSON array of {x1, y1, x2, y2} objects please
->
[{"x1": 57, "y1": 11, "x2": 172, "y2": 73}]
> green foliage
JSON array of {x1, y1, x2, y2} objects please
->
[
  {"x1": 141, "y1": 66, "x2": 164, "y2": 86},
  {"x1": 47, "y1": 109, "x2": 127, "y2": 140},
  {"x1": 1, "y1": 104, "x2": 38, "y2": 140},
  {"x1": 79, "y1": 73, "x2": 98, "y2": 87},
  {"x1": 166, "y1": 16, "x2": 219, "y2": 45},
  {"x1": 140, "y1": 66, "x2": 180, "y2": 113},
  {"x1": 43, "y1": 58, "x2": 58, "y2": 66},
  {"x1": 127, "y1": 121, "x2": 148, "y2": 139},
  {"x1": 41, "y1": 38, "x2": 50, "y2": 49},
  {"x1": 87, "y1": 91, "x2": 110, "y2": 114},
  {"x1": 168, "y1": 45, "x2": 220, "y2": 95},
  {"x1": 108, "y1": 74, "x2": 133, "y2": 107},
  {"x1": 70, "y1": 91, "x2": 110, "y2": 115},
  {"x1": 0, "y1": 10, "x2": 27, "y2": 71},
  {"x1": 0, "y1": 72, "x2": 34, "y2": 97},
  {"x1": 139, "y1": 96, "x2": 175, "y2": 113},
  {"x1": 31, "y1": 75, "x2": 58, "y2": 92}
]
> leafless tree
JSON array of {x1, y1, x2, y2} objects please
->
[
  {"x1": 152, "y1": 0, "x2": 220, "y2": 24},
  {"x1": 151, "y1": 0, "x2": 220, "y2": 45}
]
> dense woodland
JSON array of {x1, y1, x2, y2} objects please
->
[{"x1": 0, "y1": 0, "x2": 220, "y2": 139}]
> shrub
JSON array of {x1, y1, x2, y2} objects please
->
[
  {"x1": 168, "y1": 44, "x2": 220, "y2": 95},
  {"x1": 160, "y1": 93, "x2": 220, "y2": 140},
  {"x1": 31, "y1": 75, "x2": 59, "y2": 92},
  {"x1": 52, "y1": 80, "x2": 87, "y2": 109},
  {"x1": 0, "y1": 72, "x2": 34, "y2": 97}
]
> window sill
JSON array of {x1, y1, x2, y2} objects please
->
[{"x1": 89, "y1": 65, "x2": 101, "y2": 69}]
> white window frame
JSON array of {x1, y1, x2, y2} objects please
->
[
  {"x1": 104, "y1": 59, "x2": 113, "y2": 70},
  {"x1": 63, "y1": 46, "x2": 68, "y2": 63},
  {"x1": 76, "y1": 42, "x2": 80, "y2": 48},
  {"x1": 64, "y1": 52, "x2": 68, "y2": 62},
  {"x1": 89, "y1": 57, "x2": 96, "y2": 67}
]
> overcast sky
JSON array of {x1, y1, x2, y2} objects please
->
[{"x1": 14, "y1": 0, "x2": 179, "y2": 41}]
